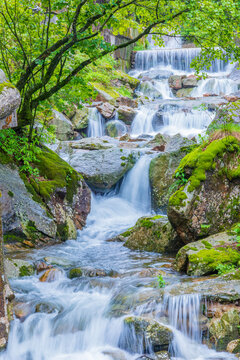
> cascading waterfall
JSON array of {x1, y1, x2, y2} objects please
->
[
  {"x1": 87, "y1": 108, "x2": 105, "y2": 137},
  {"x1": 135, "y1": 48, "x2": 231, "y2": 73},
  {"x1": 119, "y1": 155, "x2": 152, "y2": 213},
  {"x1": 131, "y1": 108, "x2": 156, "y2": 136},
  {"x1": 191, "y1": 77, "x2": 238, "y2": 96}
]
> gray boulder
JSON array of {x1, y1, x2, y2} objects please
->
[{"x1": 50, "y1": 110, "x2": 74, "y2": 141}]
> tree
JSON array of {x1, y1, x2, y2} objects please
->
[{"x1": 0, "y1": 0, "x2": 239, "y2": 130}]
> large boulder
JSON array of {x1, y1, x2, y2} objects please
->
[
  {"x1": 50, "y1": 110, "x2": 74, "y2": 141},
  {"x1": 149, "y1": 147, "x2": 194, "y2": 211},
  {"x1": 175, "y1": 88, "x2": 193, "y2": 98},
  {"x1": 0, "y1": 147, "x2": 91, "y2": 245},
  {"x1": 174, "y1": 232, "x2": 240, "y2": 276},
  {"x1": 71, "y1": 107, "x2": 89, "y2": 130},
  {"x1": 122, "y1": 316, "x2": 173, "y2": 353},
  {"x1": 208, "y1": 308, "x2": 240, "y2": 351},
  {"x1": 117, "y1": 105, "x2": 137, "y2": 124},
  {"x1": 96, "y1": 102, "x2": 116, "y2": 119},
  {"x1": 4, "y1": 258, "x2": 34, "y2": 278},
  {"x1": 69, "y1": 147, "x2": 136, "y2": 191},
  {"x1": 122, "y1": 215, "x2": 182, "y2": 254},
  {"x1": 168, "y1": 75, "x2": 182, "y2": 90},
  {"x1": 168, "y1": 136, "x2": 240, "y2": 244},
  {"x1": 182, "y1": 75, "x2": 198, "y2": 88},
  {"x1": 228, "y1": 63, "x2": 240, "y2": 85},
  {"x1": 0, "y1": 72, "x2": 21, "y2": 129}
]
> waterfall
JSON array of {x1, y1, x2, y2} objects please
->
[
  {"x1": 119, "y1": 155, "x2": 152, "y2": 213},
  {"x1": 131, "y1": 108, "x2": 156, "y2": 136},
  {"x1": 87, "y1": 108, "x2": 105, "y2": 137},
  {"x1": 191, "y1": 78, "x2": 238, "y2": 96},
  {"x1": 161, "y1": 106, "x2": 214, "y2": 137},
  {"x1": 135, "y1": 48, "x2": 230, "y2": 73}
]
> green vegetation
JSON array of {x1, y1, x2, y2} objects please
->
[
  {"x1": 216, "y1": 263, "x2": 236, "y2": 276},
  {"x1": 169, "y1": 188, "x2": 187, "y2": 207},
  {"x1": 157, "y1": 273, "x2": 165, "y2": 288},
  {"x1": 172, "y1": 136, "x2": 240, "y2": 194},
  {"x1": 136, "y1": 215, "x2": 163, "y2": 229},
  {"x1": 69, "y1": 268, "x2": 83, "y2": 279}
]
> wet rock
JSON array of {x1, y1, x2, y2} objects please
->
[
  {"x1": 228, "y1": 62, "x2": 240, "y2": 84},
  {"x1": 50, "y1": 110, "x2": 74, "y2": 141},
  {"x1": 69, "y1": 137, "x2": 115, "y2": 151},
  {"x1": 83, "y1": 268, "x2": 107, "y2": 277},
  {"x1": 102, "y1": 349, "x2": 127, "y2": 360},
  {"x1": 71, "y1": 107, "x2": 89, "y2": 130},
  {"x1": 35, "y1": 261, "x2": 52, "y2": 274},
  {"x1": 0, "y1": 77, "x2": 21, "y2": 128},
  {"x1": 139, "y1": 81, "x2": 164, "y2": 99},
  {"x1": 44, "y1": 256, "x2": 72, "y2": 267},
  {"x1": 96, "y1": 102, "x2": 115, "y2": 119},
  {"x1": 4, "y1": 258, "x2": 34, "y2": 279},
  {"x1": 149, "y1": 148, "x2": 191, "y2": 211},
  {"x1": 168, "y1": 137, "x2": 240, "y2": 244},
  {"x1": 227, "y1": 339, "x2": 240, "y2": 353},
  {"x1": 168, "y1": 75, "x2": 182, "y2": 90},
  {"x1": 39, "y1": 268, "x2": 63, "y2": 282},
  {"x1": 155, "y1": 351, "x2": 171, "y2": 360},
  {"x1": 69, "y1": 147, "x2": 136, "y2": 191},
  {"x1": 116, "y1": 96, "x2": 138, "y2": 108},
  {"x1": 105, "y1": 120, "x2": 127, "y2": 137},
  {"x1": 175, "y1": 88, "x2": 193, "y2": 98},
  {"x1": 13, "y1": 302, "x2": 34, "y2": 320},
  {"x1": 69, "y1": 268, "x2": 83, "y2": 279},
  {"x1": 182, "y1": 75, "x2": 198, "y2": 88},
  {"x1": 117, "y1": 105, "x2": 137, "y2": 124},
  {"x1": 123, "y1": 316, "x2": 173, "y2": 352},
  {"x1": 174, "y1": 232, "x2": 239, "y2": 276},
  {"x1": 208, "y1": 308, "x2": 240, "y2": 351},
  {"x1": 123, "y1": 215, "x2": 182, "y2": 254}
]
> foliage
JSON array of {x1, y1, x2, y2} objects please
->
[
  {"x1": 0, "y1": 0, "x2": 239, "y2": 127},
  {"x1": 157, "y1": 273, "x2": 165, "y2": 288},
  {"x1": 175, "y1": 167, "x2": 188, "y2": 186},
  {"x1": 216, "y1": 263, "x2": 236, "y2": 275},
  {"x1": 231, "y1": 223, "x2": 240, "y2": 247}
]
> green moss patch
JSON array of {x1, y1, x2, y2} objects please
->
[
  {"x1": 31, "y1": 147, "x2": 81, "y2": 203},
  {"x1": 169, "y1": 188, "x2": 187, "y2": 208}
]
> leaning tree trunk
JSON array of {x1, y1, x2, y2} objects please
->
[{"x1": 0, "y1": 195, "x2": 14, "y2": 349}]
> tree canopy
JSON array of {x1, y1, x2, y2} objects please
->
[{"x1": 0, "y1": 0, "x2": 239, "y2": 127}]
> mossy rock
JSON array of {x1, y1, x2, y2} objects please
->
[
  {"x1": 174, "y1": 232, "x2": 240, "y2": 276},
  {"x1": 4, "y1": 258, "x2": 34, "y2": 279},
  {"x1": 69, "y1": 268, "x2": 83, "y2": 279},
  {"x1": 168, "y1": 137, "x2": 240, "y2": 243},
  {"x1": 123, "y1": 215, "x2": 182, "y2": 254}
]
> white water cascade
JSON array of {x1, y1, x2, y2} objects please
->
[
  {"x1": 87, "y1": 108, "x2": 105, "y2": 137},
  {"x1": 131, "y1": 107, "x2": 156, "y2": 136},
  {"x1": 191, "y1": 77, "x2": 238, "y2": 96}
]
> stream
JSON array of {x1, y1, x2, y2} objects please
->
[{"x1": 1, "y1": 42, "x2": 238, "y2": 360}]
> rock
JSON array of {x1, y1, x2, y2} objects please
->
[
  {"x1": 174, "y1": 232, "x2": 240, "y2": 276},
  {"x1": 82, "y1": 268, "x2": 108, "y2": 277},
  {"x1": 96, "y1": 102, "x2": 115, "y2": 119},
  {"x1": 35, "y1": 261, "x2": 52, "y2": 274},
  {"x1": 182, "y1": 75, "x2": 198, "y2": 88},
  {"x1": 168, "y1": 136, "x2": 240, "y2": 244},
  {"x1": 123, "y1": 215, "x2": 182, "y2": 254},
  {"x1": 44, "y1": 256, "x2": 72, "y2": 267},
  {"x1": 4, "y1": 258, "x2": 34, "y2": 278},
  {"x1": 165, "y1": 134, "x2": 195, "y2": 152},
  {"x1": 146, "y1": 133, "x2": 169, "y2": 149},
  {"x1": 149, "y1": 148, "x2": 192, "y2": 211},
  {"x1": 208, "y1": 309, "x2": 240, "y2": 351},
  {"x1": 122, "y1": 316, "x2": 173, "y2": 352},
  {"x1": 69, "y1": 147, "x2": 136, "y2": 191},
  {"x1": 14, "y1": 302, "x2": 34, "y2": 319},
  {"x1": 116, "y1": 96, "x2": 138, "y2": 108},
  {"x1": 227, "y1": 339, "x2": 240, "y2": 353},
  {"x1": 155, "y1": 351, "x2": 171, "y2": 360},
  {"x1": 165, "y1": 277, "x2": 240, "y2": 303},
  {"x1": 224, "y1": 95, "x2": 240, "y2": 102},
  {"x1": 50, "y1": 110, "x2": 74, "y2": 141},
  {"x1": 102, "y1": 349, "x2": 127, "y2": 360},
  {"x1": 207, "y1": 103, "x2": 240, "y2": 136},
  {"x1": 39, "y1": 268, "x2": 62, "y2": 282},
  {"x1": 117, "y1": 105, "x2": 137, "y2": 124},
  {"x1": 71, "y1": 107, "x2": 89, "y2": 130},
  {"x1": 138, "y1": 69, "x2": 173, "y2": 81},
  {"x1": 69, "y1": 137, "x2": 115, "y2": 151},
  {"x1": 168, "y1": 75, "x2": 183, "y2": 90},
  {"x1": 139, "y1": 81, "x2": 164, "y2": 99},
  {"x1": 0, "y1": 74, "x2": 21, "y2": 129},
  {"x1": 105, "y1": 120, "x2": 127, "y2": 138},
  {"x1": 175, "y1": 88, "x2": 193, "y2": 98},
  {"x1": 69, "y1": 268, "x2": 83, "y2": 279}
]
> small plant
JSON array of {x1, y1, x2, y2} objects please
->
[
  {"x1": 232, "y1": 223, "x2": 240, "y2": 247},
  {"x1": 175, "y1": 167, "x2": 188, "y2": 185},
  {"x1": 216, "y1": 263, "x2": 236, "y2": 275},
  {"x1": 157, "y1": 273, "x2": 166, "y2": 288}
]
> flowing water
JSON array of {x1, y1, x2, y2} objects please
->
[{"x1": 1, "y1": 41, "x2": 238, "y2": 360}]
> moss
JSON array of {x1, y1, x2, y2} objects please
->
[
  {"x1": 174, "y1": 137, "x2": 240, "y2": 193},
  {"x1": 136, "y1": 216, "x2": 163, "y2": 229},
  {"x1": 57, "y1": 222, "x2": 69, "y2": 241},
  {"x1": 169, "y1": 188, "x2": 187, "y2": 208},
  {"x1": 19, "y1": 265, "x2": 34, "y2": 277},
  {"x1": 32, "y1": 147, "x2": 80, "y2": 203},
  {"x1": 121, "y1": 230, "x2": 132, "y2": 237},
  {"x1": 3, "y1": 232, "x2": 26, "y2": 244},
  {"x1": 0, "y1": 82, "x2": 15, "y2": 94},
  {"x1": 0, "y1": 150, "x2": 13, "y2": 165},
  {"x1": 121, "y1": 162, "x2": 126, "y2": 167},
  {"x1": 189, "y1": 248, "x2": 240, "y2": 272},
  {"x1": 25, "y1": 220, "x2": 38, "y2": 241},
  {"x1": 7, "y1": 191, "x2": 14, "y2": 197},
  {"x1": 189, "y1": 247, "x2": 198, "y2": 251},
  {"x1": 201, "y1": 240, "x2": 213, "y2": 249},
  {"x1": 69, "y1": 268, "x2": 82, "y2": 279}
]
